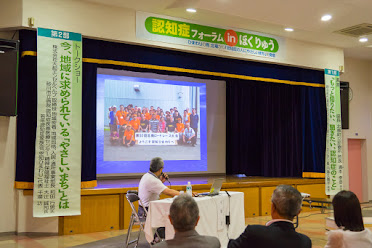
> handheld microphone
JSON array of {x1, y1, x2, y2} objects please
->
[
  {"x1": 161, "y1": 172, "x2": 172, "y2": 188},
  {"x1": 161, "y1": 172, "x2": 170, "y2": 181}
]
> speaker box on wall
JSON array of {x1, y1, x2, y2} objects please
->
[
  {"x1": 0, "y1": 39, "x2": 19, "y2": 116},
  {"x1": 340, "y1": 81, "x2": 349, "y2": 129}
]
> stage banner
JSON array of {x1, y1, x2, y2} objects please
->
[
  {"x1": 34, "y1": 28, "x2": 82, "y2": 217},
  {"x1": 324, "y1": 69, "x2": 343, "y2": 195},
  {"x1": 135, "y1": 133, "x2": 179, "y2": 145},
  {"x1": 136, "y1": 11, "x2": 285, "y2": 60}
]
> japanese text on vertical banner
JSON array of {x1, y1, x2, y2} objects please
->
[
  {"x1": 34, "y1": 28, "x2": 82, "y2": 217},
  {"x1": 324, "y1": 69, "x2": 343, "y2": 195}
]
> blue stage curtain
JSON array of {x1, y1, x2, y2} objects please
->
[
  {"x1": 15, "y1": 30, "x2": 326, "y2": 187},
  {"x1": 301, "y1": 87, "x2": 327, "y2": 175},
  {"x1": 226, "y1": 78, "x2": 326, "y2": 177},
  {"x1": 16, "y1": 30, "x2": 98, "y2": 188}
]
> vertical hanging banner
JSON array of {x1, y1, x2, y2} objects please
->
[
  {"x1": 34, "y1": 28, "x2": 82, "y2": 217},
  {"x1": 324, "y1": 69, "x2": 343, "y2": 195}
]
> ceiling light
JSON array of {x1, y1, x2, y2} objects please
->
[
  {"x1": 321, "y1": 14, "x2": 332, "y2": 21},
  {"x1": 359, "y1": 37, "x2": 368, "y2": 43},
  {"x1": 186, "y1": 8, "x2": 197, "y2": 13},
  {"x1": 284, "y1": 28, "x2": 294, "y2": 32}
]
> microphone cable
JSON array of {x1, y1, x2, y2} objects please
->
[{"x1": 225, "y1": 190, "x2": 231, "y2": 240}]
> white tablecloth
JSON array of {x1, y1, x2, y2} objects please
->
[{"x1": 144, "y1": 192, "x2": 245, "y2": 247}]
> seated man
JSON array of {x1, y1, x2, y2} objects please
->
[
  {"x1": 123, "y1": 125, "x2": 135, "y2": 147},
  {"x1": 110, "y1": 130, "x2": 119, "y2": 145},
  {"x1": 228, "y1": 185, "x2": 311, "y2": 248},
  {"x1": 154, "y1": 194, "x2": 221, "y2": 248},
  {"x1": 138, "y1": 157, "x2": 180, "y2": 241},
  {"x1": 183, "y1": 123, "x2": 196, "y2": 146}
]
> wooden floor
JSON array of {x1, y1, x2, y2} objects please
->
[
  {"x1": 4, "y1": 206, "x2": 372, "y2": 248},
  {"x1": 24, "y1": 176, "x2": 326, "y2": 235}
]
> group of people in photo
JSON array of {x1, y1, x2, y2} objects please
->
[{"x1": 108, "y1": 104, "x2": 199, "y2": 147}]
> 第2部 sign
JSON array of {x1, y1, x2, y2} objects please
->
[{"x1": 136, "y1": 11, "x2": 285, "y2": 60}]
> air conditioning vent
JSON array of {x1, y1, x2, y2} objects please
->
[{"x1": 335, "y1": 23, "x2": 372, "y2": 37}]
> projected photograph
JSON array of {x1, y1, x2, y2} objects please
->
[
  {"x1": 96, "y1": 71, "x2": 207, "y2": 174},
  {"x1": 104, "y1": 82, "x2": 201, "y2": 161}
]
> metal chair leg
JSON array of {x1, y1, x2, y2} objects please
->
[
  {"x1": 125, "y1": 215, "x2": 135, "y2": 247},
  {"x1": 134, "y1": 225, "x2": 142, "y2": 248}
]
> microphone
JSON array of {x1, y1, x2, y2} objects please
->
[
  {"x1": 161, "y1": 172, "x2": 171, "y2": 183},
  {"x1": 161, "y1": 172, "x2": 172, "y2": 188}
]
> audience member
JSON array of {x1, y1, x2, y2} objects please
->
[
  {"x1": 324, "y1": 190, "x2": 372, "y2": 248},
  {"x1": 154, "y1": 194, "x2": 220, "y2": 248},
  {"x1": 228, "y1": 185, "x2": 311, "y2": 248}
]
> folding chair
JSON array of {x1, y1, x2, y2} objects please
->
[{"x1": 124, "y1": 190, "x2": 162, "y2": 247}]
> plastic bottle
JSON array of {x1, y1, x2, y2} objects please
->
[{"x1": 186, "y1": 181, "x2": 192, "y2": 196}]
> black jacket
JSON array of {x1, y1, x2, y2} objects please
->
[{"x1": 228, "y1": 221, "x2": 312, "y2": 248}]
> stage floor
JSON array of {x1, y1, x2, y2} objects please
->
[{"x1": 95, "y1": 175, "x2": 325, "y2": 189}]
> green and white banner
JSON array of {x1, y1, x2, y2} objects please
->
[
  {"x1": 324, "y1": 69, "x2": 343, "y2": 195},
  {"x1": 136, "y1": 12, "x2": 285, "y2": 60},
  {"x1": 34, "y1": 28, "x2": 82, "y2": 217}
]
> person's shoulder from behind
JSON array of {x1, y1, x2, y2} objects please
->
[
  {"x1": 361, "y1": 228, "x2": 372, "y2": 245},
  {"x1": 296, "y1": 231, "x2": 312, "y2": 248},
  {"x1": 139, "y1": 172, "x2": 152, "y2": 186},
  {"x1": 153, "y1": 241, "x2": 168, "y2": 248},
  {"x1": 228, "y1": 224, "x2": 311, "y2": 248},
  {"x1": 325, "y1": 229, "x2": 344, "y2": 248},
  {"x1": 164, "y1": 234, "x2": 221, "y2": 248},
  {"x1": 228, "y1": 224, "x2": 269, "y2": 248},
  {"x1": 200, "y1": 234, "x2": 221, "y2": 248},
  {"x1": 339, "y1": 228, "x2": 372, "y2": 247}
]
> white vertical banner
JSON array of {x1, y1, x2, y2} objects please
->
[
  {"x1": 324, "y1": 69, "x2": 343, "y2": 195},
  {"x1": 34, "y1": 28, "x2": 82, "y2": 217}
]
